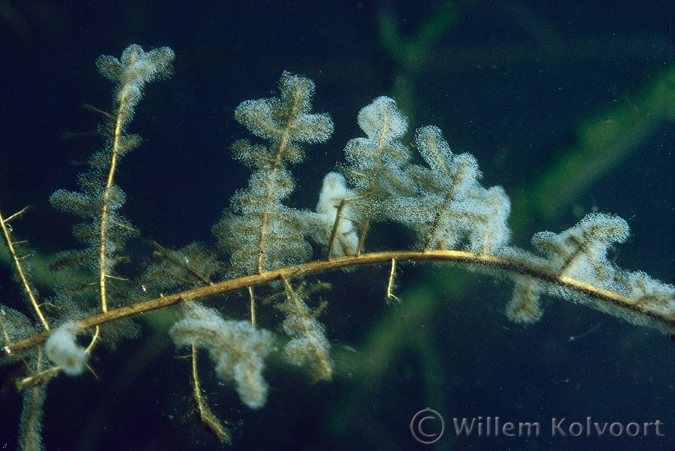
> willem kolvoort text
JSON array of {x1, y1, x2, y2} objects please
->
[{"x1": 452, "y1": 417, "x2": 665, "y2": 438}]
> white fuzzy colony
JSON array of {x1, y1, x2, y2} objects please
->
[{"x1": 44, "y1": 322, "x2": 88, "y2": 376}]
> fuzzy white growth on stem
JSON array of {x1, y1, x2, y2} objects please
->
[
  {"x1": 170, "y1": 303, "x2": 275, "y2": 409},
  {"x1": 44, "y1": 322, "x2": 88, "y2": 376},
  {"x1": 315, "y1": 172, "x2": 359, "y2": 257},
  {"x1": 343, "y1": 96, "x2": 414, "y2": 198},
  {"x1": 96, "y1": 44, "x2": 175, "y2": 127},
  {"x1": 215, "y1": 72, "x2": 334, "y2": 276}
]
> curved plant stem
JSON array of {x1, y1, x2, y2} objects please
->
[{"x1": 3, "y1": 249, "x2": 673, "y2": 356}]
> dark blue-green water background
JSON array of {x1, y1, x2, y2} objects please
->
[{"x1": 0, "y1": 1, "x2": 674, "y2": 450}]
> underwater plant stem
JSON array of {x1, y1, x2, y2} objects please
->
[
  {"x1": 190, "y1": 344, "x2": 231, "y2": 443},
  {"x1": 0, "y1": 208, "x2": 49, "y2": 331},
  {"x1": 98, "y1": 95, "x2": 128, "y2": 314},
  {"x1": 255, "y1": 95, "x2": 297, "y2": 274},
  {"x1": 3, "y1": 249, "x2": 673, "y2": 356},
  {"x1": 326, "y1": 199, "x2": 347, "y2": 260}
]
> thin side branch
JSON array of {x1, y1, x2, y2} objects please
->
[
  {"x1": 190, "y1": 345, "x2": 232, "y2": 444},
  {"x1": 386, "y1": 258, "x2": 400, "y2": 304},
  {"x1": 0, "y1": 209, "x2": 49, "y2": 331},
  {"x1": 326, "y1": 199, "x2": 347, "y2": 260}
]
